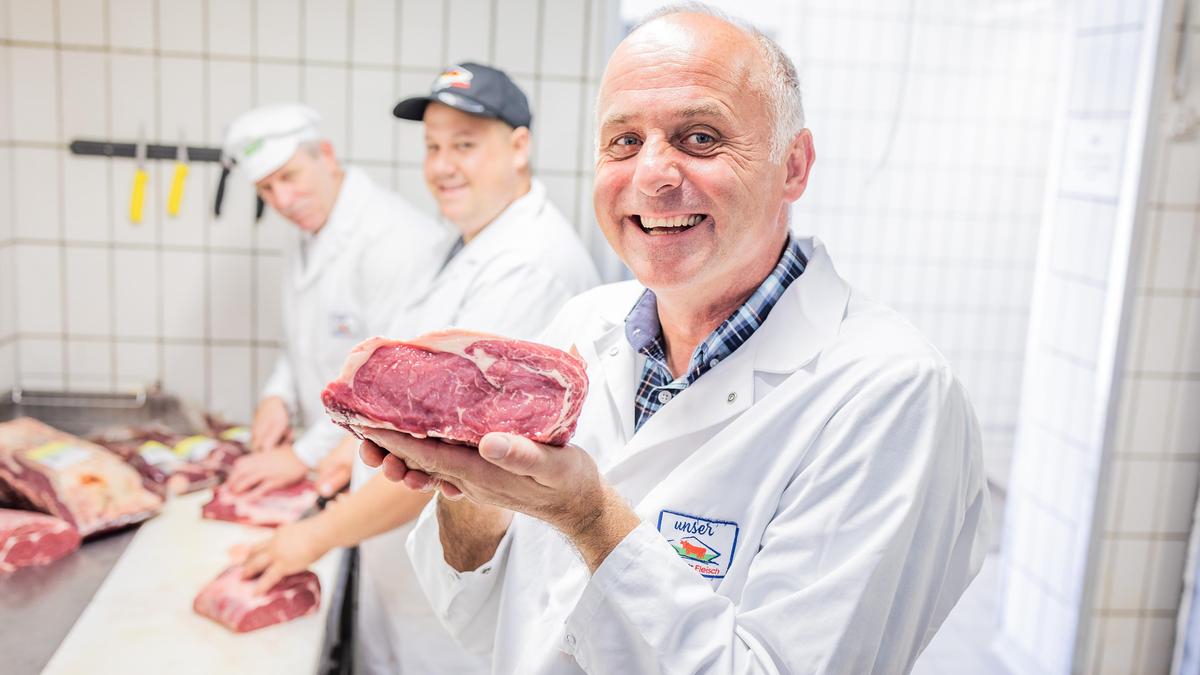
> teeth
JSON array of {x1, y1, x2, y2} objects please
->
[{"x1": 641, "y1": 214, "x2": 703, "y2": 229}]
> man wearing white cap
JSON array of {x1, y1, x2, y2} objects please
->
[
  {"x1": 233, "y1": 66, "x2": 600, "y2": 674},
  {"x1": 222, "y1": 103, "x2": 445, "y2": 498}
]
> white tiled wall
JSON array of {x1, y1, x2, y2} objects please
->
[
  {"x1": 1, "y1": 0, "x2": 620, "y2": 420},
  {"x1": 630, "y1": 0, "x2": 1068, "y2": 488},
  {"x1": 996, "y1": 0, "x2": 1200, "y2": 673},
  {"x1": 0, "y1": 8, "x2": 13, "y2": 395},
  {"x1": 1086, "y1": 0, "x2": 1200, "y2": 671}
]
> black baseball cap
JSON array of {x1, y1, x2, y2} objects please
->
[{"x1": 393, "y1": 62, "x2": 532, "y2": 130}]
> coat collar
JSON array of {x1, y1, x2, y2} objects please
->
[
  {"x1": 405, "y1": 179, "x2": 551, "y2": 306},
  {"x1": 291, "y1": 167, "x2": 372, "y2": 289},
  {"x1": 453, "y1": 178, "x2": 549, "y2": 266},
  {"x1": 586, "y1": 236, "x2": 850, "y2": 460}
]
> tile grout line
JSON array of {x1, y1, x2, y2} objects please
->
[{"x1": 52, "y1": 0, "x2": 68, "y2": 391}]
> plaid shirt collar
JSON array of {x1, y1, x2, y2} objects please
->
[{"x1": 625, "y1": 235, "x2": 808, "y2": 432}]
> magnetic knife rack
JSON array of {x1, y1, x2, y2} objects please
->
[{"x1": 69, "y1": 138, "x2": 264, "y2": 219}]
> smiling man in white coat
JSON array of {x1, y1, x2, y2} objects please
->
[
  {"x1": 221, "y1": 104, "x2": 445, "y2": 497},
  {"x1": 235, "y1": 67, "x2": 600, "y2": 675},
  {"x1": 360, "y1": 6, "x2": 992, "y2": 675}
]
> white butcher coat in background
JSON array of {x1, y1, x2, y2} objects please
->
[
  {"x1": 408, "y1": 236, "x2": 992, "y2": 674},
  {"x1": 353, "y1": 177, "x2": 602, "y2": 675},
  {"x1": 259, "y1": 167, "x2": 447, "y2": 467},
  {"x1": 400, "y1": 178, "x2": 603, "y2": 340}
]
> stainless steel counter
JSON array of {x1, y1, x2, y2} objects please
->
[
  {"x1": 0, "y1": 390, "x2": 351, "y2": 674},
  {"x1": 0, "y1": 389, "x2": 177, "y2": 674},
  {"x1": 0, "y1": 528, "x2": 137, "y2": 675}
]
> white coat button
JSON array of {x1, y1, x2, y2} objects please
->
[
  {"x1": 565, "y1": 632, "x2": 577, "y2": 648},
  {"x1": 657, "y1": 390, "x2": 674, "y2": 404},
  {"x1": 481, "y1": 566, "x2": 492, "y2": 575},
  {"x1": 727, "y1": 392, "x2": 737, "y2": 403},
  {"x1": 609, "y1": 346, "x2": 620, "y2": 356}
]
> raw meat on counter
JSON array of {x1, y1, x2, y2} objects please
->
[
  {"x1": 193, "y1": 565, "x2": 320, "y2": 633},
  {"x1": 0, "y1": 418, "x2": 163, "y2": 537},
  {"x1": 322, "y1": 330, "x2": 589, "y2": 447},
  {"x1": 0, "y1": 508, "x2": 81, "y2": 573},
  {"x1": 91, "y1": 425, "x2": 247, "y2": 496},
  {"x1": 201, "y1": 481, "x2": 318, "y2": 527}
]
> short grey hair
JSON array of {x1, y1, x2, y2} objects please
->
[{"x1": 631, "y1": 2, "x2": 805, "y2": 163}]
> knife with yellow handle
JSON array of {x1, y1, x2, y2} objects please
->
[
  {"x1": 167, "y1": 139, "x2": 189, "y2": 217},
  {"x1": 129, "y1": 136, "x2": 148, "y2": 224}
]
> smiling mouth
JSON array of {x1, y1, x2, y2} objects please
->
[{"x1": 634, "y1": 214, "x2": 706, "y2": 235}]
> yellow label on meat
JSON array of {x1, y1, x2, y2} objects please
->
[
  {"x1": 174, "y1": 436, "x2": 219, "y2": 462},
  {"x1": 26, "y1": 441, "x2": 93, "y2": 470}
]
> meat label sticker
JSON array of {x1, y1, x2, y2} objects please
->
[
  {"x1": 657, "y1": 509, "x2": 739, "y2": 579},
  {"x1": 138, "y1": 440, "x2": 185, "y2": 472},
  {"x1": 218, "y1": 426, "x2": 251, "y2": 444},
  {"x1": 175, "y1": 436, "x2": 219, "y2": 462},
  {"x1": 26, "y1": 442, "x2": 92, "y2": 471}
]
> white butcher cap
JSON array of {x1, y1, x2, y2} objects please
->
[{"x1": 222, "y1": 103, "x2": 322, "y2": 183}]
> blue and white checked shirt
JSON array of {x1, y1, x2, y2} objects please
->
[{"x1": 625, "y1": 236, "x2": 808, "y2": 432}]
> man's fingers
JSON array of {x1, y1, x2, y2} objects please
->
[
  {"x1": 241, "y1": 550, "x2": 271, "y2": 579},
  {"x1": 227, "y1": 470, "x2": 259, "y2": 494},
  {"x1": 357, "y1": 426, "x2": 422, "y2": 449},
  {"x1": 247, "y1": 475, "x2": 285, "y2": 500},
  {"x1": 229, "y1": 543, "x2": 250, "y2": 563},
  {"x1": 403, "y1": 470, "x2": 438, "y2": 493},
  {"x1": 358, "y1": 428, "x2": 453, "y2": 471},
  {"x1": 255, "y1": 563, "x2": 285, "y2": 595},
  {"x1": 360, "y1": 440, "x2": 387, "y2": 467},
  {"x1": 438, "y1": 480, "x2": 465, "y2": 500},
  {"x1": 317, "y1": 465, "x2": 350, "y2": 498},
  {"x1": 380, "y1": 454, "x2": 411, "y2": 483},
  {"x1": 479, "y1": 433, "x2": 548, "y2": 478}
]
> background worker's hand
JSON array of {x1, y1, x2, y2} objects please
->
[
  {"x1": 231, "y1": 518, "x2": 330, "y2": 594},
  {"x1": 226, "y1": 446, "x2": 309, "y2": 495},
  {"x1": 315, "y1": 437, "x2": 356, "y2": 498},
  {"x1": 250, "y1": 396, "x2": 292, "y2": 452}
]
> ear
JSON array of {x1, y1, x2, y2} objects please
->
[
  {"x1": 317, "y1": 139, "x2": 340, "y2": 172},
  {"x1": 510, "y1": 126, "x2": 531, "y2": 173},
  {"x1": 781, "y1": 129, "x2": 815, "y2": 202}
]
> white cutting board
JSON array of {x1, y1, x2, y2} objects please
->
[{"x1": 41, "y1": 491, "x2": 343, "y2": 675}]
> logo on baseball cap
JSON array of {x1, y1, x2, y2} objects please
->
[{"x1": 393, "y1": 62, "x2": 532, "y2": 130}]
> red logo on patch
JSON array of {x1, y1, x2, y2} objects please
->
[{"x1": 436, "y1": 68, "x2": 474, "y2": 90}]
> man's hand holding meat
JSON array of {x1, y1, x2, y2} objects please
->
[{"x1": 359, "y1": 429, "x2": 640, "y2": 572}]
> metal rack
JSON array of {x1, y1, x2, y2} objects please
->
[
  {"x1": 68, "y1": 139, "x2": 223, "y2": 163},
  {"x1": 68, "y1": 138, "x2": 264, "y2": 219}
]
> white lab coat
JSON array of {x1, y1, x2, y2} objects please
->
[
  {"x1": 259, "y1": 167, "x2": 448, "y2": 467},
  {"x1": 407, "y1": 236, "x2": 992, "y2": 674},
  {"x1": 356, "y1": 178, "x2": 601, "y2": 675},
  {"x1": 399, "y1": 179, "x2": 602, "y2": 340}
]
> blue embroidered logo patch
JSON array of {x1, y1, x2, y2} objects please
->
[{"x1": 658, "y1": 510, "x2": 739, "y2": 579}]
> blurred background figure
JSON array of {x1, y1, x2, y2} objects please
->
[{"x1": 221, "y1": 104, "x2": 444, "y2": 498}]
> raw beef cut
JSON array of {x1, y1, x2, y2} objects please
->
[
  {"x1": 193, "y1": 565, "x2": 320, "y2": 633},
  {"x1": 0, "y1": 418, "x2": 163, "y2": 537},
  {"x1": 0, "y1": 508, "x2": 81, "y2": 573},
  {"x1": 91, "y1": 425, "x2": 247, "y2": 496},
  {"x1": 321, "y1": 331, "x2": 589, "y2": 447},
  {"x1": 201, "y1": 481, "x2": 318, "y2": 528}
]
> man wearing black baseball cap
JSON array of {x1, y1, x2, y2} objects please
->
[
  {"x1": 393, "y1": 61, "x2": 533, "y2": 130},
  {"x1": 235, "y1": 62, "x2": 600, "y2": 675},
  {"x1": 390, "y1": 60, "x2": 598, "y2": 333}
]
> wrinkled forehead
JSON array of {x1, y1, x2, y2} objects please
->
[{"x1": 598, "y1": 17, "x2": 763, "y2": 127}]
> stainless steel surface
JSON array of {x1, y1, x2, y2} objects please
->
[
  {"x1": 0, "y1": 387, "x2": 205, "y2": 436},
  {"x1": 0, "y1": 387, "x2": 199, "y2": 675},
  {"x1": 0, "y1": 528, "x2": 138, "y2": 675}
]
